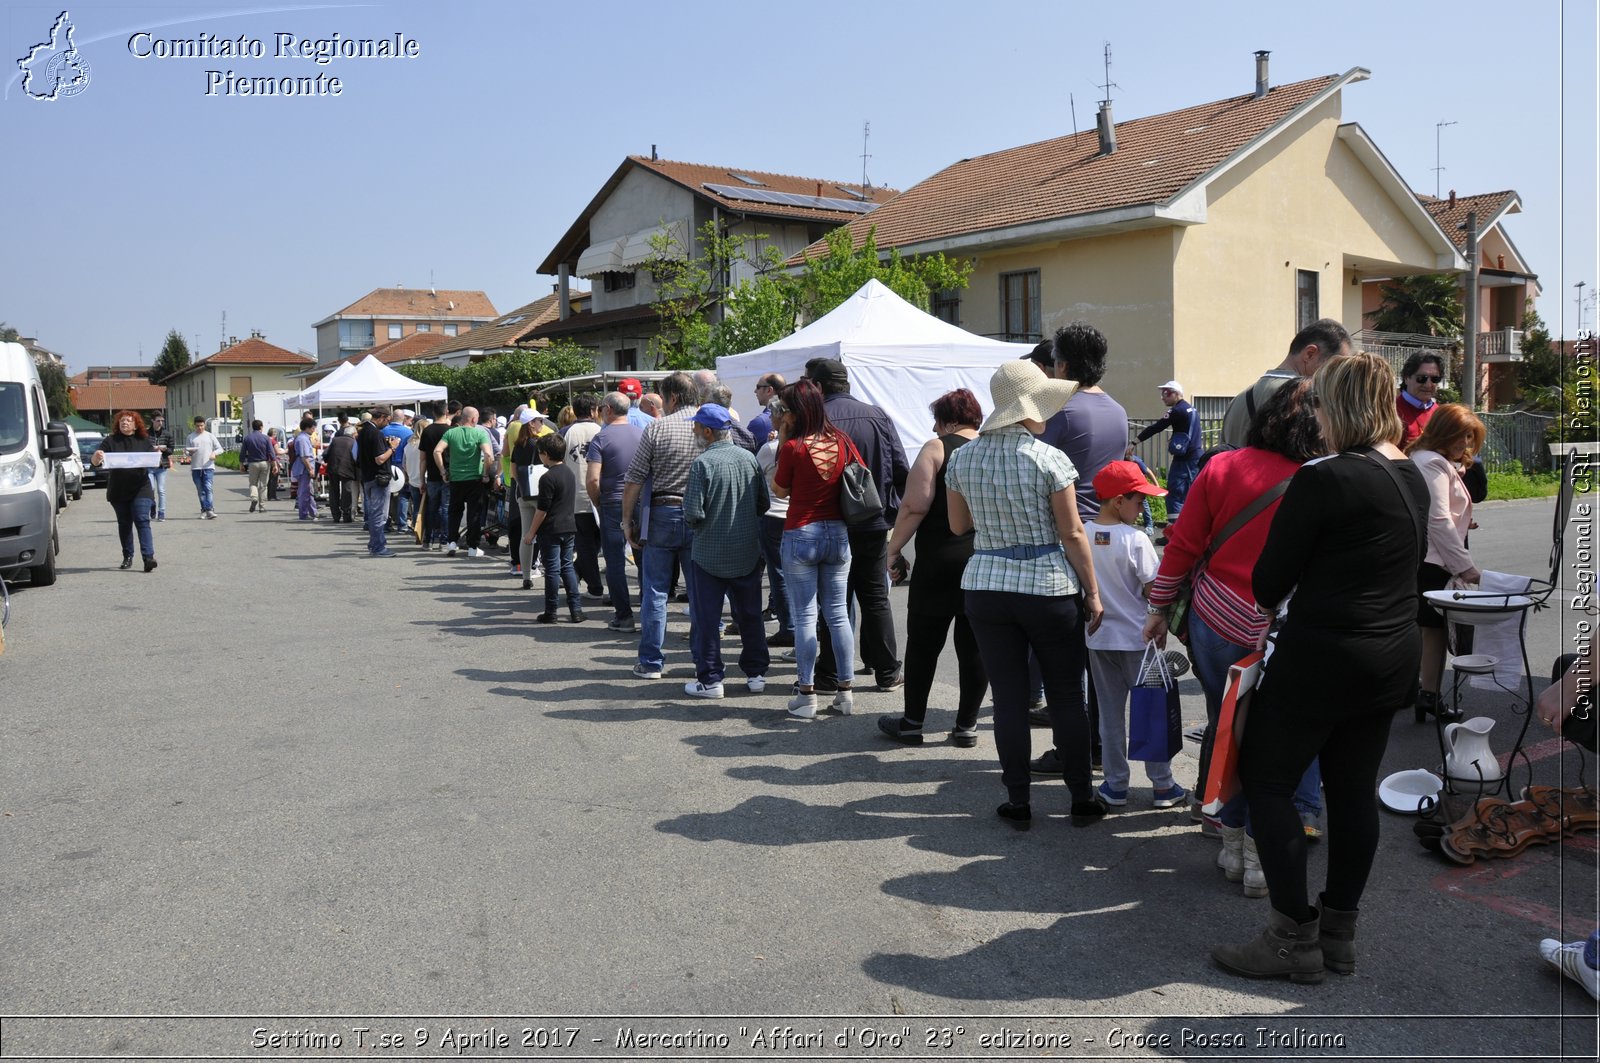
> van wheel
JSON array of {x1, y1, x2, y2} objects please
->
[{"x1": 29, "y1": 523, "x2": 58, "y2": 586}]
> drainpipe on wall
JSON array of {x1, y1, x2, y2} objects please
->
[{"x1": 558, "y1": 264, "x2": 570, "y2": 321}]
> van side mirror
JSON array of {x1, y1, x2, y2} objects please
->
[{"x1": 43, "y1": 421, "x2": 72, "y2": 460}]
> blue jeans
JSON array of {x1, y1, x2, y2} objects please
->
[
  {"x1": 781, "y1": 520, "x2": 852, "y2": 687},
  {"x1": 424, "y1": 481, "x2": 450, "y2": 545},
  {"x1": 191, "y1": 467, "x2": 215, "y2": 513},
  {"x1": 761, "y1": 513, "x2": 792, "y2": 634},
  {"x1": 1165, "y1": 454, "x2": 1197, "y2": 518},
  {"x1": 362, "y1": 479, "x2": 389, "y2": 553},
  {"x1": 1187, "y1": 610, "x2": 1321, "y2": 828},
  {"x1": 539, "y1": 533, "x2": 580, "y2": 612},
  {"x1": 110, "y1": 496, "x2": 155, "y2": 559},
  {"x1": 148, "y1": 467, "x2": 168, "y2": 516},
  {"x1": 688, "y1": 561, "x2": 769, "y2": 685},
  {"x1": 394, "y1": 485, "x2": 415, "y2": 531},
  {"x1": 638, "y1": 505, "x2": 694, "y2": 671},
  {"x1": 600, "y1": 502, "x2": 634, "y2": 620}
]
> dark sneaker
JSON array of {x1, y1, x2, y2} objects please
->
[
  {"x1": 767, "y1": 630, "x2": 795, "y2": 648},
  {"x1": 1030, "y1": 749, "x2": 1063, "y2": 775},
  {"x1": 876, "y1": 670, "x2": 906, "y2": 692},
  {"x1": 876, "y1": 716, "x2": 924, "y2": 746}
]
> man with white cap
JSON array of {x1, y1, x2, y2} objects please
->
[{"x1": 1133, "y1": 381, "x2": 1202, "y2": 522}]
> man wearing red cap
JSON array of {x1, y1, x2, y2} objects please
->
[{"x1": 617, "y1": 377, "x2": 654, "y2": 431}]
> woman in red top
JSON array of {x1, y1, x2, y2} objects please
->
[
  {"x1": 772, "y1": 379, "x2": 855, "y2": 719},
  {"x1": 1144, "y1": 380, "x2": 1325, "y2": 889}
]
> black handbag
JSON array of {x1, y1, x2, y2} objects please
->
[{"x1": 836, "y1": 434, "x2": 882, "y2": 526}]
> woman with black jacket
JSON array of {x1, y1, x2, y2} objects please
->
[
  {"x1": 90, "y1": 410, "x2": 159, "y2": 572},
  {"x1": 1212, "y1": 353, "x2": 1427, "y2": 984}
]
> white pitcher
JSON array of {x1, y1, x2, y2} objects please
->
[{"x1": 1444, "y1": 717, "x2": 1503, "y2": 788}]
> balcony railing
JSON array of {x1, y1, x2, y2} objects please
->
[{"x1": 1478, "y1": 328, "x2": 1524, "y2": 361}]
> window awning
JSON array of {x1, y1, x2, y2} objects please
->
[
  {"x1": 574, "y1": 236, "x2": 625, "y2": 278},
  {"x1": 617, "y1": 219, "x2": 689, "y2": 269}
]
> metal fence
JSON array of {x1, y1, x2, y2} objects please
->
[
  {"x1": 1127, "y1": 418, "x2": 1223, "y2": 479},
  {"x1": 1480, "y1": 411, "x2": 1554, "y2": 473}
]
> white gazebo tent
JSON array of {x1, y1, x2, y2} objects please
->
[
  {"x1": 291, "y1": 356, "x2": 447, "y2": 408},
  {"x1": 715, "y1": 279, "x2": 1036, "y2": 453}
]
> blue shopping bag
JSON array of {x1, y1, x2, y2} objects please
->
[{"x1": 1128, "y1": 642, "x2": 1183, "y2": 762}]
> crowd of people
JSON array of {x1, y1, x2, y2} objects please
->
[{"x1": 82, "y1": 322, "x2": 1595, "y2": 999}]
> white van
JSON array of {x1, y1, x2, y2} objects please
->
[{"x1": 0, "y1": 342, "x2": 74, "y2": 585}]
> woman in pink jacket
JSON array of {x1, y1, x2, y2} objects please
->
[{"x1": 1405, "y1": 403, "x2": 1485, "y2": 722}]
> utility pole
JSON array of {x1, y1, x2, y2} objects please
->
[
  {"x1": 1433, "y1": 120, "x2": 1457, "y2": 198},
  {"x1": 1578, "y1": 281, "x2": 1589, "y2": 337},
  {"x1": 1460, "y1": 211, "x2": 1480, "y2": 410}
]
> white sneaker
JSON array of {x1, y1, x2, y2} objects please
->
[
  {"x1": 684, "y1": 680, "x2": 724, "y2": 699},
  {"x1": 831, "y1": 689, "x2": 855, "y2": 716},
  {"x1": 787, "y1": 692, "x2": 818, "y2": 718},
  {"x1": 746, "y1": 675, "x2": 767, "y2": 694},
  {"x1": 631, "y1": 663, "x2": 663, "y2": 680},
  {"x1": 1540, "y1": 938, "x2": 1600, "y2": 1000},
  {"x1": 446, "y1": 542, "x2": 459, "y2": 556},
  {"x1": 466, "y1": 547, "x2": 484, "y2": 558}
]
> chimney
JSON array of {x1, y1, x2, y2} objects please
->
[
  {"x1": 1096, "y1": 100, "x2": 1117, "y2": 155},
  {"x1": 651, "y1": 143, "x2": 657, "y2": 161},
  {"x1": 1254, "y1": 50, "x2": 1270, "y2": 98},
  {"x1": 1448, "y1": 190, "x2": 1457, "y2": 208}
]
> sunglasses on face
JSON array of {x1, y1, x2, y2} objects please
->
[{"x1": 1414, "y1": 374, "x2": 1441, "y2": 384}]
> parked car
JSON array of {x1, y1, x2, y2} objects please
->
[
  {"x1": 61, "y1": 428, "x2": 84, "y2": 500},
  {"x1": 76, "y1": 431, "x2": 106, "y2": 489}
]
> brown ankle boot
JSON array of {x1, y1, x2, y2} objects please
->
[
  {"x1": 1317, "y1": 894, "x2": 1358, "y2": 975},
  {"x1": 1212, "y1": 907, "x2": 1324, "y2": 984}
]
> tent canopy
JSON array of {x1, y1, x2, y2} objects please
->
[
  {"x1": 291, "y1": 357, "x2": 446, "y2": 407},
  {"x1": 65, "y1": 414, "x2": 108, "y2": 434},
  {"x1": 715, "y1": 279, "x2": 1036, "y2": 453}
]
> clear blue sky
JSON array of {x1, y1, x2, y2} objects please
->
[{"x1": 5, "y1": 0, "x2": 1595, "y2": 374}]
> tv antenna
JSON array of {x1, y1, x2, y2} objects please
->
[
  {"x1": 1071, "y1": 93, "x2": 1078, "y2": 137},
  {"x1": 1433, "y1": 120, "x2": 1457, "y2": 198},
  {"x1": 860, "y1": 121, "x2": 872, "y2": 191},
  {"x1": 1098, "y1": 42, "x2": 1119, "y2": 104}
]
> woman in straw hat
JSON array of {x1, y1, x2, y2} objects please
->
[{"x1": 943, "y1": 360, "x2": 1106, "y2": 831}]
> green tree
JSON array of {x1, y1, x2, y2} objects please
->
[
  {"x1": 0, "y1": 322, "x2": 19, "y2": 343},
  {"x1": 1513, "y1": 299, "x2": 1562, "y2": 407},
  {"x1": 394, "y1": 343, "x2": 596, "y2": 411},
  {"x1": 1365, "y1": 274, "x2": 1464, "y2": 337},
  {"x1": 788, "y1": 225, "x2": 972, "y2": 322},
  {"x1": 39, "y1": 360, "x2": 74, "y2": 418},
  {"x1": 645, "y1": 220, "x2": 788, "y2": 371},
  {"x1": 148, "y1": 329, "x2": 191, "y2": 383}
]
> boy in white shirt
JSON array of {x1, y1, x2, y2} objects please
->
[
  {"x1": 1086, "y1": 460, "x2": 1185, "y2": 809},
  {"x1": 186, "y1": 416, "x2": 224, "y2": 519}
]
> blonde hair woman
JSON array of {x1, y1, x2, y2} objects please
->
[{"x1": 1212, "y1": 353, "x2": 1428, "y2": 984}]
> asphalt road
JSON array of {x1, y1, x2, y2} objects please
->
[{"x1": 1, "y1": 475, "x2": 1594, "y2": 1061}]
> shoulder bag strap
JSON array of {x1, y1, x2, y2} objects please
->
[
  {"x1": 1195, "y1": 473, "x2": 1294, "y2": 571},
  {"x1": 1359, "y1": 449, "x2": 1426, "y2": 562}
]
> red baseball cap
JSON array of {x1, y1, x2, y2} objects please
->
[
  {"x1": 617, "y1": 377, "x2": 643, "y2": 398},
  {"x1": 1092, "y1": 459, "x2": 1166, "y2": 499}
]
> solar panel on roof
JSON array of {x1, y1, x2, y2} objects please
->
[
  {"x1": 703, "y1": 183, "x2": 877, "y2": 215},
  {"x1": 727, "y1": 172, "x2": 766, "y2": 186},
  {"x1": 835, "y1": 186, "x2": 869, "y2": 201}
]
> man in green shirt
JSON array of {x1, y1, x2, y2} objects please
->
[
  {"x1": 432, "y1": 405, "x2": 495, "y2": 557},
  {"x1": 681, "y1": 403, "x2": 770, "y2": 699}
]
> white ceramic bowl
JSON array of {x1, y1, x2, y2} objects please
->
[{"x1": 1378, "y1": 769, "x2": 1444, "y2": 815}]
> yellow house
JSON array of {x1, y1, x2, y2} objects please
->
[
  {"x1": 160, "y1": 333, "x2": 314, "y2": 428},
  {"x1": 796, "y1": 58, "x2": 1464, "y2": 419}
]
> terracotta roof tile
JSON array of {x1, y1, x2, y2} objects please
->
[
  {"x1": 428, "y1": 291, "x2": 593, "y2": 357},
  {"x1": 321, "y1": 288, "x2": 499, "y2": 322},
  {"x1": 1419, "y1": 191, "x2": 1518, "y2": 253},
  {"x1": 523, "y1": 302, "x2": 659, "y2": 341},
  {"x1": 67, "y1": 379, "x2": 167, "y2": 412},
  {"x1": 361, "y1": 331, "x2": 452, "y2": 365},
  {"x1": 164, "y1": 337, "x2": 313, "y2": 382},
  {"x1": 792, "y1": 73, "x2": 1342, "y2": 260}
]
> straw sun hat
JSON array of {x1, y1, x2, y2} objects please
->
[{"x1": 982, "y1": 360, "x2": 1078, "y2": 431}]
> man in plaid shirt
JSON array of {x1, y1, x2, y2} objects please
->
[{"x1": 620, "y1": 372, "x2": 703, "y2": 680}]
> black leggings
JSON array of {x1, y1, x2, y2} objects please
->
[
  {"x1": 1241, "y1": 688, "x2": 1394, "y2": 920},
  {"x1": 966, "y1": 590, "x2": 1093, "y2": 805},
  {"x1": 902, "y1": 609, "x2": 988, "y2": 730}
]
